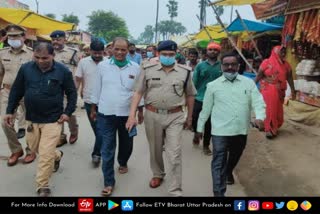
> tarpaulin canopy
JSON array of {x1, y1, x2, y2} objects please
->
[
  {"x1": 226, "y1": 17, "x2": 283, "y2": 32},
  {"x1": 211, "y1": 0, "x2": 265, "y2": 6},
  {"x1": 0, "y1": 8, "x2": 75, "y2": 35},
  {"x1": 193, "y1": 25, "x2": 227, "y2": 40}
]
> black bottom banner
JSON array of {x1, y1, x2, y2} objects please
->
[{"x1": 0, "y1": 197, "x2": 318, "y2": 213}]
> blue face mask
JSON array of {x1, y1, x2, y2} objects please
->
[
  {"x1": 159, "y1": 55, "x2": 176, "y2": 66},
  {"x1": 146, "y1": 51, "x2": 154, "y2": 58}
]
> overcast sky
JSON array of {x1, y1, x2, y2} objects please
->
[{"x1": 19, "y1": 0, "x2": 255, "y2": 38}]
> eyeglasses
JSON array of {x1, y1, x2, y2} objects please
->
[{"x1": 222, "y1": 63, "x2": 239, "y2": 67}]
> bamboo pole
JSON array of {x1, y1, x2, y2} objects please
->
[
  {"x1": 196, "y1": 14, "x2": 214, "y2": 41},
  {"x1": 235, "y1": 10, "x2": 263, "y2": 59},
  {"x1": 206, "y1": 0, "x2": 257, "y2": 74}
]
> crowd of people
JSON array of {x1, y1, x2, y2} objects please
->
[{"x1": 0, "y1": 23, "x2": 295, "y2": 197}]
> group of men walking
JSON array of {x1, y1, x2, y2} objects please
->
[{"x1": 1, "y1": 23, "x2": 266, "y2": 198}]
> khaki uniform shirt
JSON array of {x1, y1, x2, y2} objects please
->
[
  {"x1": 0, "y1": 45, "x2": 33, "y2": 86},
  {"x1": 54, "y1": 46, "x2": 79, "y2": 74},
  {"x1": 134, "y1": 63, "x2": 197, "y2": 109}
]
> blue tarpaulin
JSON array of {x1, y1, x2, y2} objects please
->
[{"x1": 226, "y1": 17, "x2": 283, "y2": 32}]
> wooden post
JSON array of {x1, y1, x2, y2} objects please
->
[
  {"x1": 196, "y1": 14, "x2": 214, "y2": 41},
  {"x1": 207, "y1": 0, "x2": 257, "y2": 74},
  {"x1": 235, "y1": 10, "x2": 263, "y2": 59}
]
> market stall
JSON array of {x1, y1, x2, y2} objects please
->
[{"x1": 282, "y1": 1, "x2": 320, "y2": 109}]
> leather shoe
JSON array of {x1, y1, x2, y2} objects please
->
[
  {"x1": 23, "y1": 153, "x2": 36, "y2": 164},
  {"x1": 53, "y1": 151, "x2": 63, "y2": 172},
  {"x1": 149, "y1": 177, "x2": 163, "y2": 188},
  {"x1": 69, "y1": 134, "x2": 78, "y2": 144},
  {"x1": 16, "y1": 128, "x2": 26, "y2": 139},
  {"x1": 37, "y1": 188, "x2": 51, "y2": 197},
  {"x1": 57, "y1": 135, "x2": 67, "y2": 147},
  {"x1": 226, "y1": 174, "x2": 235, "y2": 185},
  {"x1": 92, "y1": 156, "x2": 101, "y2": 168},
  {"x1": 7, "y1": 150, "x2": 24, "y2": 166}
]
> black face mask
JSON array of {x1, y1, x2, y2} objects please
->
[
  {"x1": 91, "y1": 56, "x2": 103, "y2": 62},
  {"x1": 129, "y1": 50, "x2": 135, "y2": 54}
]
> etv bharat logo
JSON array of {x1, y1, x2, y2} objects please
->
[{"x1": 78, "y1": 198, "x2": 94, "y2": 212}]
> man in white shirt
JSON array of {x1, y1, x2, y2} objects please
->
[
  {"x1": 90, "y1": 37, "x2": 143, "y2": 196},
  {"x1": 75, "y1": 40, "x2": 105, "y2": 167}
]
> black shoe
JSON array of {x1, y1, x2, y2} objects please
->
[
  {"x1": 37, "y1": 187, "x2": 51, "y2": 197},
  {"x1": 226, "y1": 174, "x2": 235, "y2": 185},
  {"x1": 266, "y1": 132, "x2": 273, "y2": 139},
  {"x1": 92, "y1": 156, "x2": 101, "y2": 168},
  {"x1": 53, "y1": 151, "x2": 63, "y2": 172},
  {"x1": 57, "y1": 136, "x2": 67, "y2": 148},
  {"x1": 203, "y1": 147, "x2": 212, "y2": 156},
  {"x1": 17, "y1": 129, "x2": 26, "y2": 139}
]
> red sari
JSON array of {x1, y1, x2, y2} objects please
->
[{"x1": 259, "y1": 46, "x2": 291, "y2": 136}]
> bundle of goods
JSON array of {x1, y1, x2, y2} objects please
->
[{"x1": 296, "y1": 60, "x2": 320, "y2": 76}]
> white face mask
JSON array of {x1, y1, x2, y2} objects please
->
[
  {"x1": 223, "y1": 72, "x2": 238, "y2": 81},
  {"x1": 8, "y1": 39, "x2": 22, "y2": 49}
]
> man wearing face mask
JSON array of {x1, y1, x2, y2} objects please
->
[
  {"x1": 126, "y1": 43, "x2": 142, "y2": 65},
  {"x1": 146, "y1": 45, "x2": 158, "y2": 62},
  {"x1": 192, "y1": 42, "x2": 222, "y2": 156},
  {"x1": 196, "y1": 52, "x2": 265, "y2": 197},
  {"x1": 75, "y1": 40, "x2": 106, "y2": 167},
  {"x1": 50, "y1": 30, "x2": 80, "y2": 147},
  {"x1": 126, "y1": 40, "x2": 197, "y2": 196},
  {"x1": 0, "y1": 24, "x2": 36, "y2": 166}
]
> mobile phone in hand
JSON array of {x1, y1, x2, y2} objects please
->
[{"x1": 128, "y1": 126, "x2": 137, "y2": 137}]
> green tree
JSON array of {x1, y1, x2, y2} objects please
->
[
  {"x1": 137, "y1": 25, "x2": 154, "y2": 44},
  {"x1": 62, "y1": 13, "x2": 80, "y2": 25},
  {"x1": 215, "y1": 6, "x2": 224, "y2": 17},
  {"x1": 44, "y1": 13, "x2": 56, "y2": 19},
  {"x1": 158, "y1": 20, "x2": 186, "y2": 40},
  {"x1": 166, "y1": 0, "x2": 178, "y2": 20},
  {"x1": 87, "y1": 10, "x2": 129, "y2": 42}
]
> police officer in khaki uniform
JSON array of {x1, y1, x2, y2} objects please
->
[
  {"x1": 50, "y1": 30, "x2": 79, "y2": 147},
  {"x1": 126, "y1": 40, "x2": 196, "y2": 196},
  {"x1": 0, "y1": 24, "x2": 36, "y2": 166}
]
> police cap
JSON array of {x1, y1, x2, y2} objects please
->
[
  {"x1": 5, "y1": 24, "x2": 26, "y2": 36},
  {"x1": 157, "y1": 40, "x2": 177, "y2": 52},
  {"x1": 50, "y1": 30, "x2": 66, "y2": 38}
]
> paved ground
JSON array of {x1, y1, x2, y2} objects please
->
[{"x1": 0, "y1": 107, "x2": 246, "y2": 197}]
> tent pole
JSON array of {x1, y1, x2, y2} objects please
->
[
  {"x1": 196, "y1": 14, "x2": 214, "y2": 41},
  {"x1": 235, "y1": 10, "x2": 263, "y2": 59},
  {"x1": 207, "y1": 0, "x2": 257, "y2": 74}
]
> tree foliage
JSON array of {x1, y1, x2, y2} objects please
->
[
  {"x1": 166, "y1": 0, "x2": 178, "y2": 20},
  {"x1": 215, "y1": 6, "x2": 224, "y2": 17},
  {"x1": 44, "y1": 13, "x2": 56, "y2": 19},
  {"x1": 87, "y1": 10, "x2": 129, "y2": 42},
  {"x1": 158, "y1": 20, "x2": 186, "y2": 40},
  {"x1": 62, "y1": 13, "x2": 80, "y2": 25},
  {"x1": 137, "y1": 25, "x2": 154, "y2": 44}
]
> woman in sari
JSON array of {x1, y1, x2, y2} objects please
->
[{"x1": 255, "y1": 46, "x2": 296, "y2": 139}]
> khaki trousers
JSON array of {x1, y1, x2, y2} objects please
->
[
  {"x1": 0, "y1": 88, "x2": 30, "y2": 154},
  {"x1": 26, "y1": 121, "x2": 63, "y2": 191},
  {"x1": 60, "y1": 97, "x2": 78, "y2": 141},
  {"x1": 144, "y1": 110, "x2": 185, "y2": 196}
]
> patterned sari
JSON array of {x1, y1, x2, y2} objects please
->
[{"x1": 259, "y1": 46, "x2": 291, "y2": 136}]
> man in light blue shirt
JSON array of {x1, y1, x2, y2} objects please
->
[
  {"x1": 196, "y1": 52, "x2": 266, "y2": 197},
  {"x1": 127, "y1": 43, "x2": 142, "y2": 65},
  {"x1": 90, "y1": 37, "x2": 143, "y2": 197}
]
